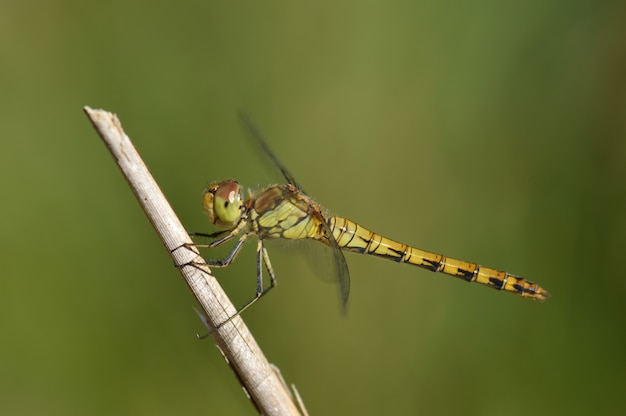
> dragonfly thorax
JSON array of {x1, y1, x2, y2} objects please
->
[{"x1": 203, "y1": 179, "x2": 244, "y2": 228}]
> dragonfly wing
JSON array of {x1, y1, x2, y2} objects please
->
[
  {"x1": 237, "y1": 112, "x2": 305, "y2": 192},
  {"x1": 238, "y1": 112, "x2": 350, "y2": 308},
  {"x1": 322, "y1": 218, "x2": 351, "y2": 311}
]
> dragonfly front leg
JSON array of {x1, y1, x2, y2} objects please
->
[
  {"x1": 189, "y1": 227, "x2": 241, "y2": 248},
  {"x1": 188, "y1": 229, "x2": 233, "y2": 246},
  {"x1": 182, "y1": 220, "x2": 250, "y2": 269},
  {"x1": 183, "y1": 222, "x2": 250, "y2": 270},
  {"x1": 205, "y1": 233, "x2": 250, "y2": 268},
  {"x1": 189, "y1": 219, "x2": 247, "y2": 249}
]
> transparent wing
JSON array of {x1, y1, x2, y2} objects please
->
[
  {"x1": 237, "y1": 111, "x2": 305, "y2": 192},
  {"x1": 238, "y1": 112, "x2": 351, "y2": 308},
  {"x1": 322, "y1": 219, "x2": 351, "y2": 310}
]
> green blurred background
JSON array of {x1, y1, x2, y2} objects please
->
[{"x1": 2, "y1": 1, "x2": 625, "y2": 415}]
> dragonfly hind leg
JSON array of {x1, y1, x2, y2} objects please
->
[{"x1": 217, "y1": 240, "x2": 277, "y2": 328}]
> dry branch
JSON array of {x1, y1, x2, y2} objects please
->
[{"x1": 84, "y1": 106, "x2": 301, "y2": 415}]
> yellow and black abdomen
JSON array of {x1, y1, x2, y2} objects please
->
[{"x1": 328, "y1": 216, "x2": 549, "y2": 300}]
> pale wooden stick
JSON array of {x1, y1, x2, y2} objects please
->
[{"x1": 83, "y1": 106, "x2": 301, "y2": 415}]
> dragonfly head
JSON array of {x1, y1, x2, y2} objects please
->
[{"x1": 202, "y1": 179, "x2": 244, "y2": 228}]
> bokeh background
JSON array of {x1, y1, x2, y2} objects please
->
[{"x1": 2, "y1": 1, "x2": 625, "y2": 415}]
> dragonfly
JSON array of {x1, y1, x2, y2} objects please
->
[{"x1": 191, "y1": 114, "x2": 550, "y2": 326}]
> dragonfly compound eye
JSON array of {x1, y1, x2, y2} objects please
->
[{"x1": 203, "y1": 179, "x2": 243, "y2": 228}]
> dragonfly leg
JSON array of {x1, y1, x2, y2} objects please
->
[
  {"x1": 188, "y1": 230, "x2": 238, "y2": 249},
  {"x1": 205, "y1": 233, "x2": 250, "y2": 268},
  {"x1": 260, "y1": 243, "x2": 277, "y2": 291},
  {"x1": 189, "y1": 219, "x2": 248, "y2": 249},
  {"x1": 188, "y1": 230, "x2": 232, "y2": 247},
  {"x1": 251, "y1": 241, "x2": 277, "y2": 296},
  {"x1": 216, "y1": 240, "x2": 277, "y2": 328},
  {"x1": 179, "y1": 231, "x2": 250, "y2": 275}
]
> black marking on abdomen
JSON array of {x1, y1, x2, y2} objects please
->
[
  {"x1": 457, "y1": 267, "x2": 477, "y2": 282},
  {"x1": 365, "y1": 235, "x2": 382, "y2": 255},
  {"x1": 421, "y1": 258, "x2": 441, "y2": 272},
  {"x1": 514, "y1": 281, "x2": 534, "y2": 295},
  {"x1": 341, "y1": 221, "x2": 360, "y2": 250},
  {"x1": 489, "y1": 276, "x2": 504, "y2": 289},
  {"x1": 387, "y1": 246, "x2": 406, "y2": 262}
]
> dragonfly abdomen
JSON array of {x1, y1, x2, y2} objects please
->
[{"x1": 329, "y1": 216, "x2": 549, "y2": 300}]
